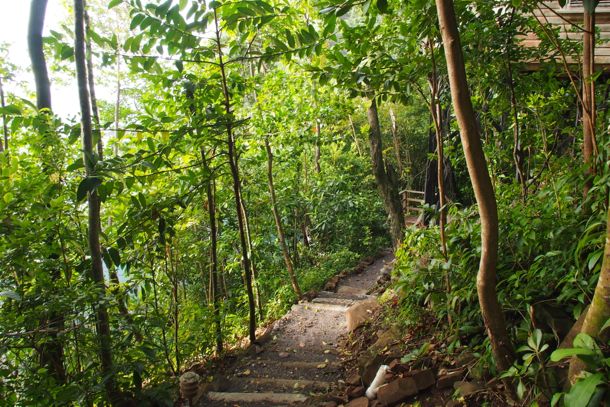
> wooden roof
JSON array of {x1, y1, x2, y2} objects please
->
[{"x1": 522, "y1": 1, "x2": 610, "y2": 69}]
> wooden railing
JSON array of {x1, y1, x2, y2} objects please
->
[{"x1": 401, "y1": 189, "x2": 425, "y2": 224}]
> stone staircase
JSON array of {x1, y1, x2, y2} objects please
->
[{"x1": 202, "y1": 253, "x2": 393, "y2": 406}]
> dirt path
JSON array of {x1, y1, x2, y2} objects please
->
[{"x1": 202, "y1": 251, "x2": 394, "y2": 406}]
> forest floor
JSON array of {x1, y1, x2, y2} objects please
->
[{"x1": 197, "y1": 251, "x2": 395, "y2": 406}]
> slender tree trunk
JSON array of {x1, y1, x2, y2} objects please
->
[
  {"x1": 314, "y1": 120, "x2": 321, "y2": 173},
  {"x1": 83, "y1": 4, "x2": 103, "y2": 158},
  {"x1": 389, "y1": 108, "x2": 404, "y2": 178},
  {"x1": 435, "y1": 0, "x2": 514, "y2": 372},
  {"x1": 74, "y1": 1, "x2": 120, "y2": 403},
  {"x1": 349, "y1": 115, "x2": 363, "y2": 156},
  {"x1": 506, "y1": 58, "x2": 526, "y2": 199},
  {"x1": 367, "y1": 97, "x2": 404, "y2": 248},
  {"x1": 201, "y1": 148, "x2": 223, "y2": 354},
  {"x1": 429, "y1": 40, "x2": 448, "y2": 260},
  {"x1": 28, "y1": 0, "x2": 66, "y2": 385},
  {"x1": 583, "y1": 7, "x2": 597, "y2": 195},
  {"x1": 239, "y1": 194, "x2": 264, "y2": 320},
  {"x1": 0, "y1": 76, "x2": 7, "y2": 152},
  {"x1": 29, "y1": 0, "x2": 51, "y2": 111},
  {"x1": 265, "y1": 138, "x2": 302, "y2": 298},
  {"x1": 569, "y1": 205, "x2": 610, "y2": 381},
  {"x1": 214, "y1": 9, "x2": 256, "y2": 343},
  {"x1": 114, "y1": 51, "x2": 121, "y2": 156},
  {"x1": 423, "y1": 125, "x2": 438, "y2": 225}
]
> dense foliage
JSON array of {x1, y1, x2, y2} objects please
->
[{"x1": 1, "y1": 0, "x2": 610, "y2": 405}]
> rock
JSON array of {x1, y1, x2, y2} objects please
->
[
  {"x1": 346, "y1": 396, "x2": 369, "y2": 407},
  {"x1": 370, "y1": 329, "x2": 397, "y2": 351},
  {"x1": 406, "y1": 369, "x2": 435, "y2": 391},
  {"x1": 324, "y1": 276, "x2": 340, "y2": 291},
  {"x1": 454, "y1": 381, "x2": 483, "y2": 397},
  {"x1": 346, "y1": 298, "x2": 380, "y2": 332},
  {"x1": 347, "y1": 386, "x2": 365, "y2": 399},
  {"x1": 376, "y1": 378, "x2": 417, "y2": 406},
  {"x1": 278, "y1": 352, "x2": 290, "y2": 358},
  {"x1": 436, "y1": 368, "x2": 465, "y2": 389},
  {"x1": 319, "y1": 402, "x2": 338, "y2": 407}
]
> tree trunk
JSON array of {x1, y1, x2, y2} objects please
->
[
  {"x1": 28, "y1": 0, "x2": 51, "y2": 111},
  {"x1": 435, "y1": 0, "x2": 514, "y2": 372},
  {"x1": 74, "y1": 0, "x2": 120, "y2": 403},
  {"x1": 239, "y1": 195, "x2": 264, "y2": 320},
  {"x1": 0, "y1": 76, "x2": 7, "y2": 152},
  {"x1": 429, "y1": 39, "x2": 448, "y2": 260},
  {"x1": 569, "y1": 208, "x2": 610, "y2": 381},
  {"x1": 367, "y1": 98, "x2": 404, "y2": 248},
  {"x1": 265, "y1": 138, "x2": 302, "y2": 298},
  {"x1": 83, "y1": 3, "x2": 103, "y2": 158},
  {"x1": 389, "y1": 108, "x2": 404, "y2": 178},
  {"x1": 201, "y1": 148, "x2": 223, "y2": 354},
  {"x1": 214, "y1": 9, "x2": 257, "y2": 344},
  {"x1": 423, "y1": 126, "x2": 438, "y2": 225},
  {"x1": 349, "y1": 115, "x2": 363, "y2": 156},
  {"x1": 583, "y1": 6, "x2": 597, "y2": 195},
  {"x1": 28, "y1": 0, "x2": 66, "y2": 385},
  {"x1": 314, "y1": 120, "x2": 321, "y2": 173}
]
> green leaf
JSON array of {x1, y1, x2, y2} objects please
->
[
  {"x1": 550, "y1": 348, "x2": 595, "y2": 362},
  {"x1": 564, "y1": 373, "x2": 603, "y2": 407},
  {"x1": 376, "y1": 0, "x2": 388, "y2": 13},
  {"x1": 76, "y1": 177, "x2": 102, "y2": 202},
  {"x1": 587, "y1": 250, "x2": 602, "y2": 270},
  {"x1": 108, "y1": 247, "x2": 121, "y2": 267},
  {"x1": 0, "y1": 104, "x2": 21, "y2": 115},
  {"x1": 108, "y1": 0, "x2": 122, "y2": 8}
]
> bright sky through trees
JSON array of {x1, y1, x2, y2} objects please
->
[{"x1": 1, "y1": 2, "x2": 77, "y2": 117}]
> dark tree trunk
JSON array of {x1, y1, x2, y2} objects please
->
[
  {"x1": 28, "y1": 0, "x2": 51, "y2": 110},
  {"x1": 74, "y1": 0, "x2": 120, "y2": 403},
  {"x1": 83, "y1": 4, "x2": 103, "y2": 158},
  {"x1": 265, "y1": 138, "x2": 302, "y2": 298},
  {"x1": 423, "y1": 126, "x2": 438, "y2": 225},
  {"x1": 214, "y1": 9, "x2": 257, "y2": 343},
  {"x1": 436, "y1": 0, "x2": 514, "y2": 372},
  {"x1": 201, "y1": 149, "x2": 223, "y2": 354},
  {"x1": 28, "y1": 0, "x2": 66, "y2": 385},
  {"x1": 367, "y1": 98, "x2": 404, "y2": 248},
  {"x1": 239, "y1": 195, "x2": 264, "y2": 320}
]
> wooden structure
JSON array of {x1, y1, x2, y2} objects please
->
[
  {"x1": 401, "y1": 189, "x2": 424, "y2": 225},
  {"x1": 523, "y1": 1, "x2": 610, "y2": 69}
]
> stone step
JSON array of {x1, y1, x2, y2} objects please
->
[
  {"x1": 244, "y1": 349, "x2": 340, "y2": 364},
  {"x1": 207, "y1": 391, "x2": 308, "y2": 404},
  {"x1": 317, "y1": 290, "x2": 371, "y2": 301},
  {"x1": 232, "y1": 359, "x2": 341, "y2": 381},
  {"x1": 336, "y1": 285, "x2": 368, "y2": 296},
  {"x1": 291, "y1": 302, "x2": 348, "y2": 313},
  {"x1": 228, "y1": 376, "x2": 332, "y2": 392},
  {"x1": 311, "y1": 296, "x2": 356, "y2": 306}
]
